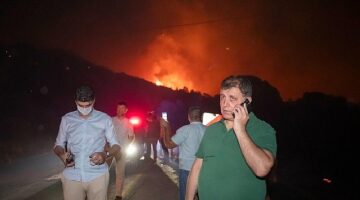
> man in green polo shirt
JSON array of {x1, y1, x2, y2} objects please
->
[{"x1": 186, "y1": 75, "x2": 277, "y2": 200}]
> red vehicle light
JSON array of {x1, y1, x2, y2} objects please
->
[{"x1": 129, "y1": 116, "x2": 141, "y2": 126}]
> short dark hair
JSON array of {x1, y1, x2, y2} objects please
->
[
  {"x1": 118, "y1": 101, "x2": 127, "y2": 107},
  {"x1": 75, "y1": 85, "x2": 95, "y2": 102},
  {"x1": 221, "y1": 75, "x2": 252, "y2": 97},
  {"x1": 188, "y1": 106, "x2": 202, "y2": 121}
]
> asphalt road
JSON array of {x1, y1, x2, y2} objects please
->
[
  {"x1": 0, "y1": 151, "x2": 179, "y2": 200},
  {"x1": 0, "y1": 152, "x2": 64, "y2": 200}
]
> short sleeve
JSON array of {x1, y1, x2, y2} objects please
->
[
  {"x1": 105, "y1": 117, "x2": 120, "y2": 147},
  {"x1": 253, "y1": 125, "x2": 277, "y2": 157},
  {"x1": 195, "y1": 130, "x2": 207, "y2": 159},
  {"x1": 54, "y1": 116, "x2": 67, "y2": 148},
  {"x1": 171, "y1": 126, "x2": 188, "y2": 145}
]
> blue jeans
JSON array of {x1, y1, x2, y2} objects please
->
[{"x1": 179, "y1": 169, "x2": 189, "y2": 200}]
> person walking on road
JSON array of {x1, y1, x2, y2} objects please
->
[
  {"x1": 144, "y1": 111, "x2": 168, "y2": 163},
  {"x1": 54, "y1": 85, "x2": 120, "y2": 200},
  {"x1": 107, "y1": 101, "x2": 134, "y2": 200}
]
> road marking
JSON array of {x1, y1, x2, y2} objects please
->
[
  {"x1": 157, "y1": 161, "x2": 179, "y2": 187},
  {"x1": 123, "y1": 174, "x2": 143, "y2": 198},
  {"x1": 45, "y1": 173, "x2": 61, "y2": 181}
]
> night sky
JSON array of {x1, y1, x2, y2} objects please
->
[{"x1": 1, "y1": 0, "x2": 359, "y2": 102}]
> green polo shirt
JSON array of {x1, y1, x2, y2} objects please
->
[{"x1": 196, "y1": 113, "x2": 277, "y2": 200}]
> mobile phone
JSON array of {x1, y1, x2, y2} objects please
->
[
  {"x1": 66, "y1": 153, "x2": 74, "y2": 164},
  {"x1": 240, "y1": 99, "x2": 250, "y2": 107},
  {"x1": 232, "y1": 99, "x2": 251, "y2": 117},
  {"x1": 243, "y1": 99, "x2": 252, "y2": 112},
  {"x1": 162, "y1": 112, "x2": 168, "y2": 121}
]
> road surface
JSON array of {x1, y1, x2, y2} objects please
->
[{"x1": 0, "y1": 151, "x2": 179, "y2": 200}]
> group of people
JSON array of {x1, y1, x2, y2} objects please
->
[{"x1": 54, "y1": 75, "x2": 277, "y2": 200}]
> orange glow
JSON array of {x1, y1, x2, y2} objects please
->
[
  {"x1": 155, "y1": 80, "x2": 163, "y2": 86},
  {"x1": 153, "y1": 73, "x2": 194, "y2": 91},
  {"x1": 4, "y1": 1, "x2": 357, "y2": 102},
  {"x1": 131, "y1": 33, "x2": 203, "y2": 92}
]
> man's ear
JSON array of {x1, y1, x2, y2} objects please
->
[{"x1": 247, "y1": 97, "x2": 252, "y2": 104}]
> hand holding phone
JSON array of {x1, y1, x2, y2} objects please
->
[
  {"x1": 232, "y1": 99, "x2": 251, "y2": 117},
  {"x1": 65, "y1": 152, "x2": 75, "y2": 167},
  {"x1": 232, "y1": 99, "x2": 251, "y2": 133}
]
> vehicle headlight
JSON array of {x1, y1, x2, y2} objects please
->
[{"x1": 126, "y1": 143, "x2": 137, "y2": 157}]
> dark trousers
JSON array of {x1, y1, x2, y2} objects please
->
[
  {"x1": 159, "y1": 138, "x2": 169, "y2": 157},
  {"x1": 145, "y1": 138, "x2": 168, "y2": 161}
]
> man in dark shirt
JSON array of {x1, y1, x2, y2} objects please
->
[{"x1": 144, "y1": 111, "x2": 168, "y2": 163}]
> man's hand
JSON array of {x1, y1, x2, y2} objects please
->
[
  {"x1": 59, "y1": 151, "x2": 75, "y2": 167},
  {"x1": 89, "y1": 152, "x2": 106, "y2": 165},
  {"x1": 233, "y1": 103, "x2": 249, "y2": 133},
  {"x1": 64, "y1": 152, "x2": 75, "y2": 167},
  {"x1": 54, "y1": 146, "x2": 75, "y2": 167}
]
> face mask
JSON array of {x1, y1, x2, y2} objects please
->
[{"x1": 77, "y1": 105, "x2": 93, "y2": 115}]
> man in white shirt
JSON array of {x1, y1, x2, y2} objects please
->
[
  {"x1": 54, "y1": 85, "x2": 120, "y2": 200},
  {"x1": 109, "y1": 101, "x2": 134, "y2": 200}
]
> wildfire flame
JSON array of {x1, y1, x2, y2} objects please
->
[
  {"x1": 133, "y1": 33, "x2": 205, "y2": 92},
  {"x1": 155, "y1": 80, "x2": 163, "y2": 86}
]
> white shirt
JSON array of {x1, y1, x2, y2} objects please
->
[
  {"x1": 112, "y1": 116, "x2": 134, "y2": 148},
  {"x1": 55, "y1": 109, "x2": 119, "y2": 182}
]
